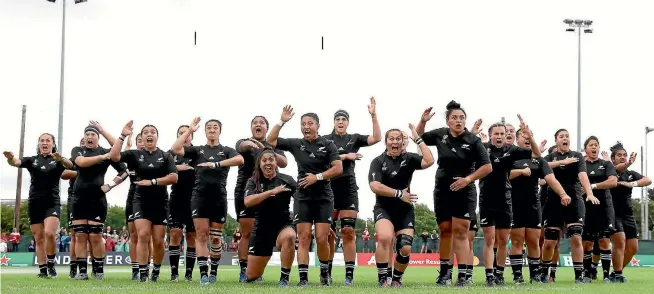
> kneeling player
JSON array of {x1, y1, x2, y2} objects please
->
[
  {"x1": 243, "y1": 149, "x2": 297, "y2": 287},
  {"x1": 368, "y1": 126, "x2": 434, "y2": 287}
]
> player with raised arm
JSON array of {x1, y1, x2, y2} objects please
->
[
  {"x1": 368, "y1": 125, "x2": 434, "y2": 287},
  {"x1": 266, "y1": 106, "x2": 343, "y2": 287},
  {"x1": 171, "y1": 117, "x2": 244, "y2": 285},
  {"x1": 4, "y1": 133, "x2": 73, "y2": 278}
]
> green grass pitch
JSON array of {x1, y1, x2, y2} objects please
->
[{"x1": 2, "y1": 266, "x2": 653, "y2": 293}]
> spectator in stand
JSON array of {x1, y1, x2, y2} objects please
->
[
  {"x1": 0, "y1": 237, "x2": 7, "y2": 253},
  {"x1": 105, "y1": 226, "x2": 112, "y2": 236},
  {"x1": 116, "y1": 236, "x2": 127, "y2": 252},
  {"x1": 120, "y1": 226, "x2": 128, "y2": 240},
  {"x1": 58, "y1": 228, "x2": 65, "y2": 252},
  {"x1": 362, "y1": 228, "x2": 371, "y2": 253},
  {"x1": 374, "y1": 232, "x2": 379, "y2": 249},
  {"x1": 121, "y1": 236, "x2": 130, "y2": 253},
  {"x1": 10, "y1": 228, "x2": 20, "y2": 252},
  {"x1": 430, "y1": 230, "x2": 439, "y2": 253},
  {"x1": 233, "y1": 228, "x2": 242, "y2": 252},
  {"x1": 28, "y1": 239, "x2": 36, "y2": 252},
  {"x1": 104, "y1": 234, "x2": 116, "y2": 252},
  {"x1": 56, "y1": 232, "x2": 61, "y2": 253},
  {"x1": 61, "y1": 232, "x2": 71, "y2": 253},
  {"x1": 112, "y1": 230, "x2": 119, "y2": 241},
  {"x1": 420, "y1": 232, "x2": 430, "y2": 253}
]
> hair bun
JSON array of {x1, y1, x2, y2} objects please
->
[
  {"x1": 610, "y1": 141, "x2": 624, "y2": 152},
  {"x1": 446, "y1": 100, "x2": 461, "y2": 111}
]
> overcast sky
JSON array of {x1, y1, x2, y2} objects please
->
[{"x1": 1, "y1": 0, "x2": 653, "y2": 219}]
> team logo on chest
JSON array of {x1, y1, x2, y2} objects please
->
[
  {"x1": 441, "y1": 135, "x2": 448, "y2": 143},
  {"x1": 461, "y1": 144, "x2": 470, "y2": 150},
  {"x1": 139, "y1": 155, "x2": 144, "y2": 162}
]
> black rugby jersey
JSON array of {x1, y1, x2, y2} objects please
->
[
  {"x1": 611, "y1": 170, "x2": 643, "y2": 216},
  {"x1": 118, "y1": 148, "x2": 176, "y2": 200},
  {"x1": 544, "y1": 151, "x2": 586, "y2": 190},
  {"x1": 323, "y1": 133, "x2": 370, "y2": 178},
  {"x1": 585, "y1": 158, "x2": 617, "y2": 200},
  {"x1": 511, "y1": 157, "x2": 553, "y2": 210},
  {"x1": 71, "y1": 146, "x2": 127, "y2": 192},
  {"x1": 19, "y1": 154, "x2": 67, "y2": 203},
  {"x1": 276, "y1": 136, "x2": 340, "y2": 200},
  {"x1": 183, "y1": 144, "x2": 239, "y2": 196},
  {"x1": 170, "y1": 151, "x2": 195, "y2": 197},
  {"x1": 479, "y1": 143, "x2": 532, "y2": 206},
  {"x1": 244, "y1": 173, "x2": 297, "y2": 222},
  {"x1": 421, "y1": 127, "x2": 490, "y2": 187},
  {"x1": 368, "y1": 152, "x2": 424, "y2": 208},
  {"x1": 235, "y1": 139, "x2": 285, "y2": 195}
]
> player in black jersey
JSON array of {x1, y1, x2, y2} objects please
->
[
  {"x1": 234, "y1": 116, "x2": 287, "y2": 282},
  {"x1": 172, "y1": 117, "x2": 244, "y2": 285},
  {"x1": 504, "y1": 124, "x2": 516, "y2": 146},
  {"x1": 4, "y1": 133, "x2": 73, "y2": 278},
  {"x1": 537, "y1": 145, "x2": 564, "y2": 282},
  {"x1": 416, "y1": 101, "x2": 492, "y2": 286},
  {"x1": 541, "y1": 129, "x2": 598, "y2": 284},
  {"x1": 61, "y1": 138, "x2": 85, "y2": 278},
  {"x1": 124, "y1": 132, "x2": 144, "y2": 280},
  {"x1": 266, "y1": 106, "x2": 343, "y2": 287},
  {"x1": 70, "y1": 122, "x2": 127, "y2": 280},
  {"x1": 243, "y1": 149, "x2": 297, "y2": 287},
  {"x1": 509, "y1": 128, "x2": 567, "y2": 283},
  {"x1": 110, "y1": 121, "x2": 178, "y2": 282},
  {"x1": 580, "y1": 136, "x2": 618, "y2": 282},
  {"x1": 369, "y1": 126, "x2": 434, "y2": 287},
  {"x1": 608, "y1": 142, "x2": 650, "y2": 282},
  {"x1": 167, "y1": 125, "x2": 199, "y2": 282},
  {"x1": 379, "y1": 130, "x2": 412, "y2": 284},
  {"x1": 478, "y1": 117, "x2": 541, "y2": 286},
  {"x1": 324, "y1": 98, "x2": 382, "y2": 285}
]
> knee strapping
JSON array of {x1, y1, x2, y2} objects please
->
[
  {"x1": 340, "y1": 217, "x2": 356, "y2": 229},
  {"x1": 395, "y1": 234, "x2": 413, "y2": 264},
  {"x1": 74, "y1": 224, "x2": 88, "y2": 235},
  {"x1": 566, "y1": 224, "x2": 583, "y2": 238},
  {"x1": 88, "y1": 224, "x2": 103, "y2": 234},
  {"x1": 544, "y1": 228, "x2": 560, "y2": 241},
  {"x1": 210, "y1": 228, "x2": 224, "y2": 255}
]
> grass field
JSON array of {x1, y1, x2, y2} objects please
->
[{"x1": 2, "y1": 266, "x2": 653, "y2": 294}]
